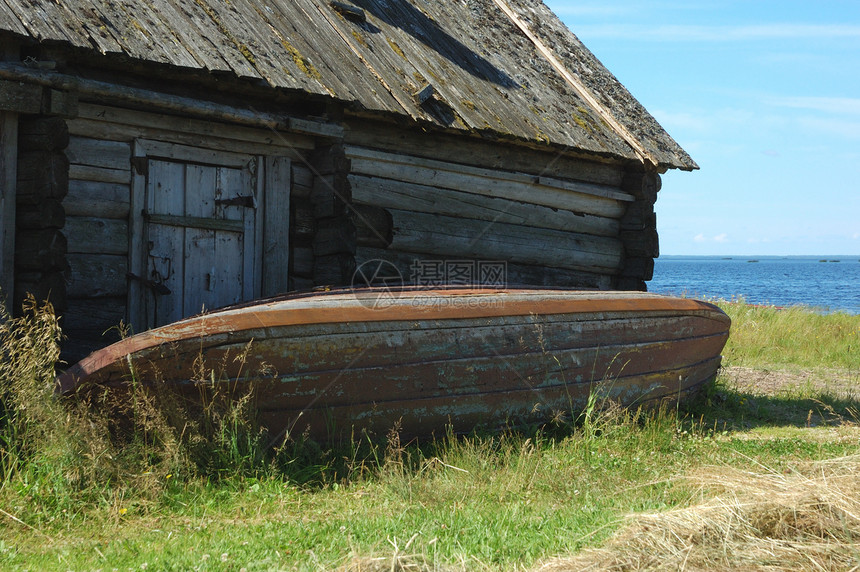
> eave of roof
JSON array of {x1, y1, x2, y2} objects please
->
[{"x1": 0, "y1": 0, "x2": 697, "y2": 171}]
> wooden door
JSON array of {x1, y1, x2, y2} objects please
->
[
  {"x1": 130, "y1": 142, "x2": 261, "y2": 329},
  {"x1": 144, "y1": 158, "x2": 258, "y2": 327},
  {"x1": 130, "y1": 141, "x2": 292, "y2": 332}
]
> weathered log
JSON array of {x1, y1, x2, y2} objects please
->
[
  {"x1": 64, "y1": 217, "x2": 128, "y2": 255},
  {"x1": 343, "y1": 118, "x2": 625, "y2": 187},
  {"x1": 354, "y1": 247, "x2": 613, "y2": 290},
  {"x1": 19, "y1": 117, "x2": 69, "y2": 151},
  {"x1": 313, "y1": 253, "x2": 355, "y2": 286},
  {"x1": 619, "y1": 257, "x2": 655, "y2": 282},
  {"x1": 345, "y1": 146, "x2": 633, "y2": 218},
  {"x1": 14, "y1": 271, "x2": 67, "y2": 313},
  {"x1": 621, "y1": 170, "x2": 661, "y2": 203},
  {"x1": 291, "y1": 164, "x2": 314, "y2": 198},
  {"x1": 61, "y1": 296, "x2": 127, "y2": 362},
  {"x1": 68, "y1": 164, "x2": 131, "y2": 185},
  {"x1": 1, "y1": 111, "x2": 18, "y2": 303},
  {"x1": 62, "y1": 296, "x2": 127, "y2": 334},
  {"x1": 351, "y1": 203, "x2": 392, "y2": 248},
  {"x1": 14, "y1": 229, "x2": 67, "y2": 271},
  {"x1": 313, "y1": 218, "x2": 357, "y2": 257},
  {"x1": 310, "y1": 173, "x2": 350, "y2": 218},
  {"x1": 16, "y1": 199, "x2": 65, "y2": 229},
  {"x1": 0, "y1": 63, "x2": 333, "y2": 144},
  {"x1": 620, "y1": 229, "x2": 659, "y2": 259},
  {"x1": 65, "y1": 136, "x2": 131, "y2": 170},
  {"x1": 16, "y1": 151, "x2": 69, "y2": 202},
  {"x1": 289, "y1": 276, "x2": 314, "y2": 292},
  {"x1": 290, "y1": 245, "x2": 314, "y2": 278},
  {"x1": 311, "y1": 144, "x2": 351, "y2": 176},
  {"x1": 45, "y1": 88, "x2": 78, "y2": 118},
  {"x1": 292, "y1": 202, "x2": 316, "y2": 237},
  {"x1": 616, "y1": 277, "x2": 647, "y2": 292},
  {"x1": 66, "y1": 253, "x2": 128, "y2": 298},
  {"x1": 620, "y1": 201, "x2": 656, "y2": 232},
  {"x1": 262, "y1": 156, "x2": 291, "y2": 297},
  {"x1": 64, "y1": 180, "x2": 130, "y2": 219},
  {"x1": 386, "y1": 210, "x2": 623, "y2": 273},
  {"x1": 0, "y1": 79, "x2": 42, "y2": 114},
  {"x1": 349, "y1": 174, "x2": 619, "y2": 238}
]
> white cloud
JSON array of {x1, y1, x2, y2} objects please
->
[
  {"x1": 650, "y1": 109, "x2": 713, "y2": 133},
  {"x1": 796, "y1": 117, "x2": 860, "y2": 140},
  {"x1": 574, "y1": 23, "x2": 860, "y2": 42},
  {"x1": 549, "y1": 5, "x2": 631, "y2": 17},
  {"x1": 765, "y1": 96, "x2": 860, "y2": 116},
  {"x1": 692, "y1": 233, "x2": 730, "y2": 244}
]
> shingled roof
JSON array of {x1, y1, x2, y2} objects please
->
[{"x1": 0, "y1": 0, "x2": 697, "y2": 171}]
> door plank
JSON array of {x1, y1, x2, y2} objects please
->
[
  {"x1": 184, "y1": 164, "x2": 217, "y2": 316},
  {"x1": 146, "y1": 159, "x2": 186, "y2": 326}
]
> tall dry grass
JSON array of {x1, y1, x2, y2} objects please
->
[
  {"x1": 538, "y1": 455, "x2": 860, "y2": 571},
  {"x1": 0, "y1": 296, "x2": 274, "y2": 516}
]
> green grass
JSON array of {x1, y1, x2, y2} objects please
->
[
  {"x1": 718, "y1": 300, "x2": 859, "y2": 370},
  {"x1": 1, "y1": 298, "x2": 859, "y2": 570}
]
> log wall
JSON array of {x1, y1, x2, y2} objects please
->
[
  {"x1": 59, "y1": 103, "x2": 315, "y2": 359},
  {"x1": 342, "y1": 141, "x2": 637, "y2": 290},
  {"x1": 12, "y1": 93, "x2": 663, "y2": 360},
  {"x1": 14, "y1": 116, "x2": 69, "y2": 316}
]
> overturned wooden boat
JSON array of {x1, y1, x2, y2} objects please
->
[{"x1": 58, "y1": 288, "x2": 730, "y2": 441}]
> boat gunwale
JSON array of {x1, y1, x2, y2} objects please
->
[{"x1": 57, "y1": 289, "x2": 730, "y2": 393}]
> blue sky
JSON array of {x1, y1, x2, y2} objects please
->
[{"x1": 544, "y1": 1, "x2": 860, "y2": 256}]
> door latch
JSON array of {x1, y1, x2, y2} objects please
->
[
  {"x1": 215, "y1": 195, "x2": 257, "y2": 208},
  {"x1": 127, "y1": 272, "x2": 171, "y2": 296}
]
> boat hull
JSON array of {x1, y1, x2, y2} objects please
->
[{"x1": 59, "y1": 289, "x2": 731, "y2": 441}]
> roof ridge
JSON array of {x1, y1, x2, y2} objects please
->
[{"x1": 491, "y1": 0, "x2": 657, "y2": 168}]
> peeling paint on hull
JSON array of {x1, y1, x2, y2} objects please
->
[{"x1": 58, "y1": 288, "x2": 731, "y2": 441}]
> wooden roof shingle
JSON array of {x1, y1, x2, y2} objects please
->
[{"x1": 0, "y1": 0, "x2": 697, "y2": 170}]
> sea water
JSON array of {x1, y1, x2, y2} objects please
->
[{"x1": 648, "y1": 256, "x2": 860, "y2": 314}]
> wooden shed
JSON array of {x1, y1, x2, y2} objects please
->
[{"x1": 0, "y1": 0, "x2": 697, "y2": 359}]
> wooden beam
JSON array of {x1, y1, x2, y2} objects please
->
[
  {"x1": 343, "y1": 117, "x2": 626, "y2": 187},
  {"x1": 346, "y1": 145, "x2": 633, "y2": 202},
  {"x1": 143, "y1": 212, "x2": 244, "y2": 233},
  {"x1": 349, "y1": 174, "x2": 619, "y2": 238},
  {"x1": 262, "y1": 156, "x2": 291, "y2": 296},
  {"x1": 385, "y1": 209, "x2": 623, "y2": 273},
  {"x1": 14, "y1": 229, "x2": 67, "y2": 271},
  {"x1": 0, "y1": 80, "x2": 42, "y2": 114},
  {"x1": 65, "y1": 136, "x2": 131, "y2": 170},
  {"x1": 16, "y1": 200, "x2": 65, "y2": 230},
  {"x1": 0, "y1": 62, "x2": 337, "y2": 145},
  {"x1": 19, "y1": 117, "x2": 69, "y2": 151},
  {"x1": 345, "y1": 146, "x2": 632, "y2": 219},
  {"x1": 65, "y1": 180, "x2": 130, "y2": 219},
  {"x1": 64, "y1": 217, "x2": 128, "y2": 255},
  {"x1": 67, "y1": 253, "x2": 128, "y2": 298},
  {"x1": 0, "y1": 112, "x2": 17, "y2": 307}
]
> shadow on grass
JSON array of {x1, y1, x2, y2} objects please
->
[{"x1": 682, "y1": 375, "x2": 860, "y2": 433}]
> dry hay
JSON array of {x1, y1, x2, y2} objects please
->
[
  {"x1": 537, "y1": 456, "x2": 860, "y2": 571},
  {"x1": 336, "y1": 534, "x2": 466, "y2": 572}
]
